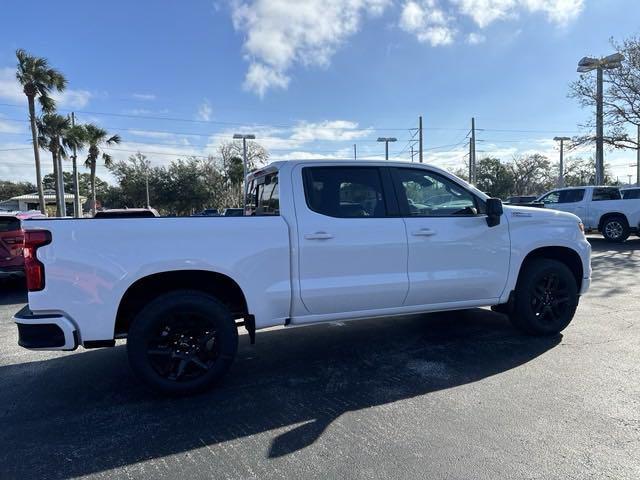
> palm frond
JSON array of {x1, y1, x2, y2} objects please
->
[
  {"x1": 38, "y1": 95, "x2": 56, "y2": 113},
  {"x1": 106, "y1": 134, "x2": 121, "y2": 145},
  {"x1": 102, "y1": 153, "x2": 113, "y2": 167}
]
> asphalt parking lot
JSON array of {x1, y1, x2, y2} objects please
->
[{"x1": 0, "y1": 236, "x2": 638, "y2": 480}]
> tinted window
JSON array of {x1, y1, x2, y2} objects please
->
[
  {"x1": 622, "y1": 189, "x2": 640, "y2": 199},
  {"x1": 540, "y1": 189, "x2": 584, "y2": 204},
  {"x1": 246, "y1": 172, "x2": 279, "y2": 216},
  {"x1": 0, "y1": 217, "x2": 20, "y2": 232},
  {"x1": 303, "y1": 167, "x2": 386, "y2": 218},
  {"x1": 395, "y1": 168, "x2": 478, "y2": 216},
  {"x1": 592, "y1": 188, "x2": 621, "y2": 201}
]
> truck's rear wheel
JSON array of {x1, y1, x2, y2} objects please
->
[
  {"x1": 127, "y1": 290, "x2": 238, "y2": 395},
  {"x1": 509, "y1": 259, "x2": 578, "y2": 336},
  {"x1": 601, "y1": 216, "x2": 629, "y2": 242}
]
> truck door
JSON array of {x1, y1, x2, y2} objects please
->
[
  {"x1": 293, "y1": 165, "x2": 409, "y2": 315},
  {"x1": 539, "y1": 189, "x2": 586, "y2": 223},
  {"x1": 390, "y1": 167, "x2": 511, "y2": 305}
]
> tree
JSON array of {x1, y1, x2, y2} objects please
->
[
  {"x1": 43, "y1": 172, "x2": 109, "y2": 203},
  {"x1": 508, "y1": 154, "x2": 555, "y2": 196},
  {"x1": 474, "y1": 157, "x2": 514, "y2": 198},
  {"x1": 569, "y1": 36, "x2": 640, "y2": 151},
  {"x1": 36, "y1": 114, "x2": 84, "y2": 216},
  {"x1": 562, "y1": 157, "x2": 616, "y2": 186},
  {"x1": 83, "y1": 124, "x2": 121, "y2": 214},
  {"x1": 15, "y1": 49, "x2": 67, "y2": 214},
  {"x1": 219, "y1": 140, "x2": 269, "y2": 206},
  {"x1": 0, "y1": 181, "x2": 36, "y2": 201}
]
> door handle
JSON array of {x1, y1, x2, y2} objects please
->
[
  {"x1": 412, "y1": 228, "x2": 436, "y2": 237},
  {"x1": 304, "y1": 232, "x2": 334, "y2": 240}
]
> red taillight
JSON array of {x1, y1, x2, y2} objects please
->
[{"x1": 23, "y1": 230, "x2": 51, "y2": 292}]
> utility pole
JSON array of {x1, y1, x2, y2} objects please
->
[
  {"x1": 468, "y1": 141, "x2": 472, "y2": 182},
  {"x1": 233, "y1": 133, "x2": 255, "y2": 211},
  {"x1": 637, "y1": 124, "x2": 640, "y2": 187},
  {"x1": 145, "y1": 160, "x2": 150, "y2": 208},
  {"x1": 470, "y1": 117, "x2": 476, "y2": 184},
  {"x1": 553, "y1": 136, "x2": 570, "y2": 188},
  {"x1": 353, "y1": 144, "x2": 357, "y2": 161},
  {"x1": 627, "y1": 174, "x2": 632, "y2": 185},
  {"x1": 418, "y1": 115, "x2": 423, "y2": 163},
  {"x1": 410, "y1": 145, "x2": 414, "y2": 162},
  {"x1": 70, "y1": 112, "x2": 81, "y2": 217},
  {"x1": 56, "y1": 145, "x2": 66, "y2": 217}
]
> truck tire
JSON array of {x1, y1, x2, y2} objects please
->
[
  {"x1": 601, "y1": 216, "x2": 629, "y2": 242},
  {"x1": 509, "y1": 259, "x2": 578, "y2": 336},
  {"x1": 127, "y1": 290, "x2": 238, "y2": 396}
]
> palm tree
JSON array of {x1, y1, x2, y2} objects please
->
[
  {"x1": 36, "y1": 114, "x2": 85, "y2": 216},
  {"x1": 15, "y1": 49, "x2": 67, "y2": 214},
  {"x1": 83, "y1": 124, "x2": 121, "y2": 214}
]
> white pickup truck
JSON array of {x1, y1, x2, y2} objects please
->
[
  {"x1": 15, "y1": 160, "x2": 591, "y2": 395},
  {"x1": 536, "y1": 186, "x2": 640, "y2": 242}
]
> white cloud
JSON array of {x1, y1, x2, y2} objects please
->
[
  {"x1": 231, "y1": 0, "x2": 391, "y2": 96},
  {"x1": 466, "y1": 32, "x2": 486, "y2": 44},
  {"x1": 291, "y1": 120, "x2": 372, "y2": 142},
  {"x1": 131, "y1": 93, "x2": 156, "y2": 101},
  {"x1": 452, "y1": 0, "x2": 583, "y2": 28},
  {"x1": 0, "y1": 67, "x2": 92, "y2": 109},
  {"x1": 399, "y1": 1, "x2": 456, "y2": 46},
  {"x1": 197, "y1": 99, "x2": 212, "y2": 121}
]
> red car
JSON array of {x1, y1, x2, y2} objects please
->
[{"x1": 0, "y1": 212, "x2": 46, "y2": 280}]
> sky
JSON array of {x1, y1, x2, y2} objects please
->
[{"x1": 0, "y1": 0, "x2": 639, "y2": 186}]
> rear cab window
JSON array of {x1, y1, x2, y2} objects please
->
[
  {"x1": 246, "y1": 171, "x2": 279, "y2": 216},
  {"x1": 622, "y1": 189, "x2": 640, "y2": 199}
]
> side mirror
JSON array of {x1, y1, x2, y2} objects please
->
[{"x1": 486, "y1": 198, "x2": 503, "y2": 227}]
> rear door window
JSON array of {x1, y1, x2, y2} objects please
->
[
  {"x1": 592, "y1": 188, "x2": 621, "y2": 201},
  {"x1": 303, "y1": 167, "x2": 387, "y2": 218},
  {"x1": 622, "y1": 189, "x2": 640, "y2": 199}
]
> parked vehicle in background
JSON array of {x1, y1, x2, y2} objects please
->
[
  {"x1": 505, "y1": 195, "x2": 539, "y2": 205},
  {"x1": 537, "y1": 186, "x2": 640, "y2": 242},
  {"x1": 14, "y1": 160, "x2": 590, "y2": 395},
  {"x1": 620, "y1": 187, "x2": 640, "y2": 199},
  {"x1": 222, "y1": 208, "x2": 244, "y2": 217},
  {"x1": 94, "y1": 208, "x2": 160, "y2": 219},
  {"x1": 0, "y1": 211, "x2": 46, "y2": 280},
  {"x1": 197, "y1": 208, "x2": 220, "y2": 216}
]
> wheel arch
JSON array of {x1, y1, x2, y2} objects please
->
[
  {"x1": 598, "y1": 212, "x2": 629, "y2": 231},
  {"x1": 517, "y1": 246, "x2": 584, "y2": 292},
  {"x1": 114, "y1": 270, "x2": 249, "y2": 338}
]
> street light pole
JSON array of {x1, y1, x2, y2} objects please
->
[
  {"x1": 577, "y1": 52, "x2": 624, "y2": 185},
  {"x1": 377, "y1": 137, "x2": 397, "y2": 160},
  {"x1": 554, "y1": 136, "x2": 570, "y2": 188},
  {"x1": 233, "y1": 133, "x2": 256, "y2": 211},
  {"x1": 596, "y1": 65, "x2": 604, "y2": 185}
]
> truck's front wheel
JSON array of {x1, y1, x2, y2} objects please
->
[
  {"x1": 127, "y1": 290, "x2": 238, "y2": 396},
  {"x1": 509, "y1": 259, "x2": 578, "y2": 336}
]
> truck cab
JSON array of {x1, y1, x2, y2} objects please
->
[{"x1": 537, "y1": 186, "x2": 640, "y2": 242}]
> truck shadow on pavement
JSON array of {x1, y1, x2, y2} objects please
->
[{"x1": 0, "y1": 309, "x2": 560, "y2": 479}]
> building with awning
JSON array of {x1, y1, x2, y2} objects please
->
[{"x1": 0, "y1": 190, "x2": 86, "y2": 213}]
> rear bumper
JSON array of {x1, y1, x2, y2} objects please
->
[{"x1": 14, "y1": 306, "x2": 78, "y2": 351}]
